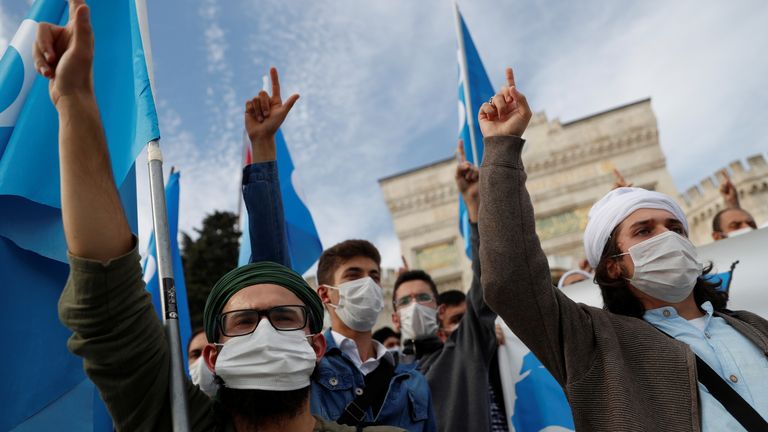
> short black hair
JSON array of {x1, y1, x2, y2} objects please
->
[
  {"x1": 393, "y1": 270, "x2": 439, "y2": 307},
  {"x1": 437, "y1": 290, "x2": 466, "y2": 307},
  {"x1": 373, "y1": 326, "x2": 399, "y2": 344}
]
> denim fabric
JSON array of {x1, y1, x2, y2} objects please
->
[
  {"x1": 311, "y1": 329, "x2": 437, "y2": 432},
  {"x1": 242, "y1": 162, "x2": 290, "y2": 267},
  {"x1": 645, "y1": 301, "x2": 768, "y2": 431}
]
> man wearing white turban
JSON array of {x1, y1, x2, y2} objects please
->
[{"x1": 477, "y1": 67, "x2": 768, "y2": 431}]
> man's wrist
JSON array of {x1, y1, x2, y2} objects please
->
[
  {"x1": 249, "y1": 136, "x2": 277, "y2": 162},
  {"x1": 56, "y1": 92, "x2": 98, "y2": 112}
]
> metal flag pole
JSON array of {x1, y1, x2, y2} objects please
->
[
  {"x1": 147, "y1": 141, "x2": 191, "y2": 432},
  {"x1": 134, "y1": 0, "x2": 190, "y2": 425},
  {"x1": 453, "y1": 1, "x2": 480, "y2": 166}
]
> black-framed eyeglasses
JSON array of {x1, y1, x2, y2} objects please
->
[
  {"x1": 395, "y1": 293, "x2": 434, "y2": 309},
  {"x1": 218, "y1": 305, "x2": 308, "y2": 337}
]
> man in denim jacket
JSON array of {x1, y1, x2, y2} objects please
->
[{"x1": 243, "y1": 69, "x2": 436, "y2": 432}]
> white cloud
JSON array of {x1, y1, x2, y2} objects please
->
[{"x1": 140, "y1": 0, "x2": 768, "y2": 272}]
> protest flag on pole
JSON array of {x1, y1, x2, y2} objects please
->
[
  {"x1": 142, "y1": 170, "x2": 192, "y2": 366},
  {"x1": 0, "y1": 0, "x2": 160, "y2": 429},
  {"x1": 453, "y1": 3, "x2": 495, "y2": 258}
]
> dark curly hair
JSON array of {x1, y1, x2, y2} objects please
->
[{"x1": 594, "y1": 226, "x2": 727, "y2": 318}]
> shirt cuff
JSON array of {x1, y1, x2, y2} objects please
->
[
  {"x1": 481, "y1": 136, "x2": 526, "y2": 170},
  {"x1": 243, "y1": 161, "x2": 278, "y2": 185}
]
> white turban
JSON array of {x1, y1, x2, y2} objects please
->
[{"x1": 583, "y1": 187, "x2": 688, "y2": 268}]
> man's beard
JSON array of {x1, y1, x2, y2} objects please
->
[{"x1": 218, "y1": 385, "x2": 310, "y2": 428}]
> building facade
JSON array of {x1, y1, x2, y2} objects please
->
[{"x1": 379, "y1": 99, "x2": 681, "y2": 291}]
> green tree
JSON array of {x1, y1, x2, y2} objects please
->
[{"x1": 182, "y1": 210, "x2": 241, "y2": 328}]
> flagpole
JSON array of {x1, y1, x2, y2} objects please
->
[
  {"x1": 147, "y1": 141, "x2": 191, "y2": 432},
  {"x1": 136, "y1": 0, "x2": 190, "y2": 427},
  {"x1": 453, "y1": 2, "x2": 480, "y2": 165}
]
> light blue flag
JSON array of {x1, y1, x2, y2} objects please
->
[
  {"x1": 142, "y1": 171, "x2": 192, "y2": 366},
  {"x1": 0, "y1": 0, "x2": 158, "y2": 260},
  {"x1": 497, "y1": 320, "x2": 575, "y2": 432},
  {"x1": 0, "y1": 0, "x2": 160, "y2": 430},
  {"x1": 455, "y1": 6, "x2": 494, "y2": 258},
  {"x1": 238, "y1": 129, "x2": 323, "y2": 274}
]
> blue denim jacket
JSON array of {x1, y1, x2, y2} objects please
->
[
  {"x1": 244, "y1": 161, "x2": 436, "y2": 431},
  {"x1": 243, "y1": 161, "x2": 291, "y2": 267},
  {"x1": 311, "y1": 329, "x2": 437, "y2": 432}
]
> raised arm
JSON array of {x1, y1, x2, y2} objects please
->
[
  {"x1": 40, "y1": 4, "x2": 212, "y2": 429},
  {"x1": 242, "y1": 67, "x2": 298, "y2": 266},
  {"x1": 718, "y1": 169, "x2": 740, "y2": 209},
  {"x1": 35, "y1": 0, "x2": 131, "y2": 262},
  {"x1": 477, "y1": 68, "x2": 596, "y2": 384},
  {"x1": 452, "y1": 140, "x2": 497, "y2": 355}
]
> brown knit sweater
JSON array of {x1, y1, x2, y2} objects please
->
[{"x1": 478, "y1": 135, "x2": 768, "y2": 431}]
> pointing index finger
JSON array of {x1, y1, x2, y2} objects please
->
[
  {"x1": 505, "y1": 67, "x2": 516, "y2": 88},
  {"x1": 270, "y1": 67, "x2": 281, "y2": 101},
  {"x1": 457, "y1": 139, "x2": 466, "y2": 163},
  {"x1": 69, "y1": 0, "x2": 86, "y2": 24}
]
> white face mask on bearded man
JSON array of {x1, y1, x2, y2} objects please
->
[{"x1": 613, "y1": 230, "x2": 702, "y2": 303}]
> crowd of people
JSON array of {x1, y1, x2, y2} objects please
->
[{"x1": 36, "y1": 2, "x2": 766, "y2": 431}]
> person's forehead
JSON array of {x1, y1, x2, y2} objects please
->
[
  {"x1": 334, "y1": 256, "x2": 379, "y2": 277},
  {"x1": 395, "y1": 279, "x2": 433, "y2": 299},
  {"x1": 444, "y1": 302, "x2": 467, "y2": 315},
  {"x1": 619, "y1": 208, "x2": 680, "y2": 231},
  {"x1": 188, "y1": 332, "x2": 207, "y2": 351},
  {"x1": 564, "y1": 273, "x2": 588, "y2": 284},
  {"x1": 222, "y1": 283, "x2": 304, "y2": 313},
  {"x1": 721, "y1": 209, "x2": 753, "y2": 225}
]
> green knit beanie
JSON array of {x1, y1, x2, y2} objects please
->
[{"x1": 203, "y1": 261, "x2": 323, "y2": 342}]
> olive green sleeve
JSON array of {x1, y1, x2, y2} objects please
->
[{"x1": 58, "y1": 240, "x2": 215, "y2": 431}]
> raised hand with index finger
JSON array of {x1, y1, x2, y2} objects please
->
[
  {"x1": 33, "y1": 0, "x2": 95, "y2": 107},
  {"x1": 245, "y1": 67, "x2": 300, "y2": 162},
  {"x1": 478, "y1": 68, "x2": 532, "y2": 138}
]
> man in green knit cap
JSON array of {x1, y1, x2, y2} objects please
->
[{"x1": 43, "y1": 3, "x2": 402, "y2": 430}]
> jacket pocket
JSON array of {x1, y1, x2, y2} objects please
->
[
  {"x1": 316, "y1": 368, "x2": 354, "y2": 392},
  {"x1": 408, "y1": 387, "x2": 429, "y2": 422}
]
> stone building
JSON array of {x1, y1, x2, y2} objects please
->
[
  {"x1": 379, "y1": 99, "x2": 680, "y2": 290},
  {"x1": 681, "y1": 154, "x2": 768, "y2": 245}
]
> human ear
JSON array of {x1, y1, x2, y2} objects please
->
[
  {"x1": 203, "y1": 343, "x2": 219, "y2": 374},
  {"x1": 606, "y1": 258, "x2": 622, "y2": 280},
  {"x1": 391, "y1": 311, "x2": 401, "y2": 331},
  {"x1": 309, "y1": 333, "x2": 327, "y2": 361},
  {"x1": 317, "y1": 285, "x2": 331, "y2": 304}
]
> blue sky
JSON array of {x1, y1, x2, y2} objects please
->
[{"x1": 2, "y1": 0, "x2": 767, "y2": 269}]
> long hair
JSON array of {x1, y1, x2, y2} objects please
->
[{"x1": 594, "y1": 227, "x2": 727, "y2": 318}]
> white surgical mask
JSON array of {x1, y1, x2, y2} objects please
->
[
  {"x1": 189, "y1": 357, "x2": 218, "y2": 397},
  {"x1": 398, "y1": 303, "x2": 438, "y2": 341},
  {"x1": 214, "y1": 320, "x2": 316, "y2": 391},
  {"x1": 615, "y1": 231, "x2": 702, "y2": 303},
  {"x1": 387, "y1": 346, "x2": 401, "y2": 356},
  {"x1": 724, "y1": 227, "x2": 754, "y2": 238},
  {"x1": 328, "y1": 277, "x2": 384, "y2": 332}
]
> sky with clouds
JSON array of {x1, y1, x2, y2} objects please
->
[{"x1": 1, "y1": 0, "x2": 767, "y2": 270}]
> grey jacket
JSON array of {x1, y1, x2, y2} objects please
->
[
  {"x1": 478, "y1": 135, "x2": 768, "y2": 431},
  {"x1": 420, "y1": 223, "x2": 501, "y2": 432}
]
